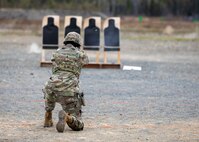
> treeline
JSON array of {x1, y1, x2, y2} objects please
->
[{"x1": 0, "y1": 0, "x2": 199, "y2": 17}]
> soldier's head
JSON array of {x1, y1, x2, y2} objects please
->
[{"x1": 63, "y1": 32, "x2": 81, "y2": 48}]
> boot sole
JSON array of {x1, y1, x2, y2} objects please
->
[{"x1": 56, "y1": 110, "x2": 66, "y2": 133}]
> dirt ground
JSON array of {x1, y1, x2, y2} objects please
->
[{"x1": 0, "y1": 10, "x2": 199, "y2": 142}]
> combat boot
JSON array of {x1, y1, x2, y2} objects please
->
[
  {"x1": 65, "y1": 113, "x2": 74, "y2": 124},
  {"x1": 44, "y1": 111, "x2": 53, "y2": 127},
  {"x1": 56, "y1": 110, "x2": 74, "y2": 132}
]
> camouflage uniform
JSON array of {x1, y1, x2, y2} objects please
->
[{"x1": 43, "y1": 32, "x2": 88, "y2": 131}]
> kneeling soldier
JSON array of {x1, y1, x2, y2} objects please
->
[{"x1": 43, "y1": 32, "x2": 89, "y2": 132}]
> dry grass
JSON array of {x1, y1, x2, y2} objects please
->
[{"x1": 122, "y1": 16, "x2": 199, "y2": 33}]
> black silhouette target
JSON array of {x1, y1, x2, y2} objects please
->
[
  {"x1": 64, "y1": 18, "x2": 80, "y2": 37},
  {"x1": 104, "y1": 19, "x2": 120, "y2": 51},
  {"x1": 84, "y1": 18, "x2": 100, "y2": 50},
  {"x1": 42, "y1": 17, "x2": 59, "y2": 49}
]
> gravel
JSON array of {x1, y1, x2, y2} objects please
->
[{"x1": 0, "y1": 32, "x2": 199, "y2": 142}]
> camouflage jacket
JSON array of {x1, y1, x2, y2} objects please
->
[{"x1": 47, "y1": 44, "x2": 88, "y2": 96}]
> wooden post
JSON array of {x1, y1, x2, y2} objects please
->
[
  {"x1": 96, "y1": 51, "x2": 100, "y2": 63},
  {"x1": 104, "y1": 51, "x2": 107, "y2": 63},
  {"x1": 41, "y1": 50, "x2": 45, "y2": 62},
  {"x1": 117, "y1": 51, "x2": 121, "y2": 64}
]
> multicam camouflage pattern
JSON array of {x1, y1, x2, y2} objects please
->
[
  {"x1": 63, "y1": 32, "x2": 81, "y2": 46},
  {"x1": 58, "y1": 95, "x2": 84, "y2": 131},
  {"x1": 44, "y1": 44, "x2": 88, "y2": 98},
  {"x1": 67, "y1": 115, "x2": 84, "y2": 131},
  {"x1": 45, "y1": 95, "x2": 84, "y2": 131},
  {"x1": 43, "y1": 32, "x2": 88, "y2": 131}
]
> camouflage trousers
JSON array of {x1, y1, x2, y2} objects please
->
[{"x1": 45, "y1": 92, "x2": 84, "y2": 131}]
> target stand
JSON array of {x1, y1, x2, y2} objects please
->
[
  {"x1": 40, "y1": 15, "x2": 60, "y2": 67},
  {"x1": 102, "y1": 17, "x2": 121, "y2": 69},
  {"x1": 40, "y1": 15, "x2": 121, "y2": 69}
]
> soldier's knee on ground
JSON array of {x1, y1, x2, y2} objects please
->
[{"x1": 67, "y1": 117, "x2": 84, "y2": 131}]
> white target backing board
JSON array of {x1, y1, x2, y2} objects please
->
[
  {"x1": 103, "y1": 17, "x2": 120, "y2": 30},
  {"x1": 64, "y1": 16, "x2": 82, "y2": 29},
  {"x1": 42, "y1": 15, "x2": 60, "y2": 28},
  {"x1": 83, "y1": 17, "x2": 101, "y2": 29}
]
